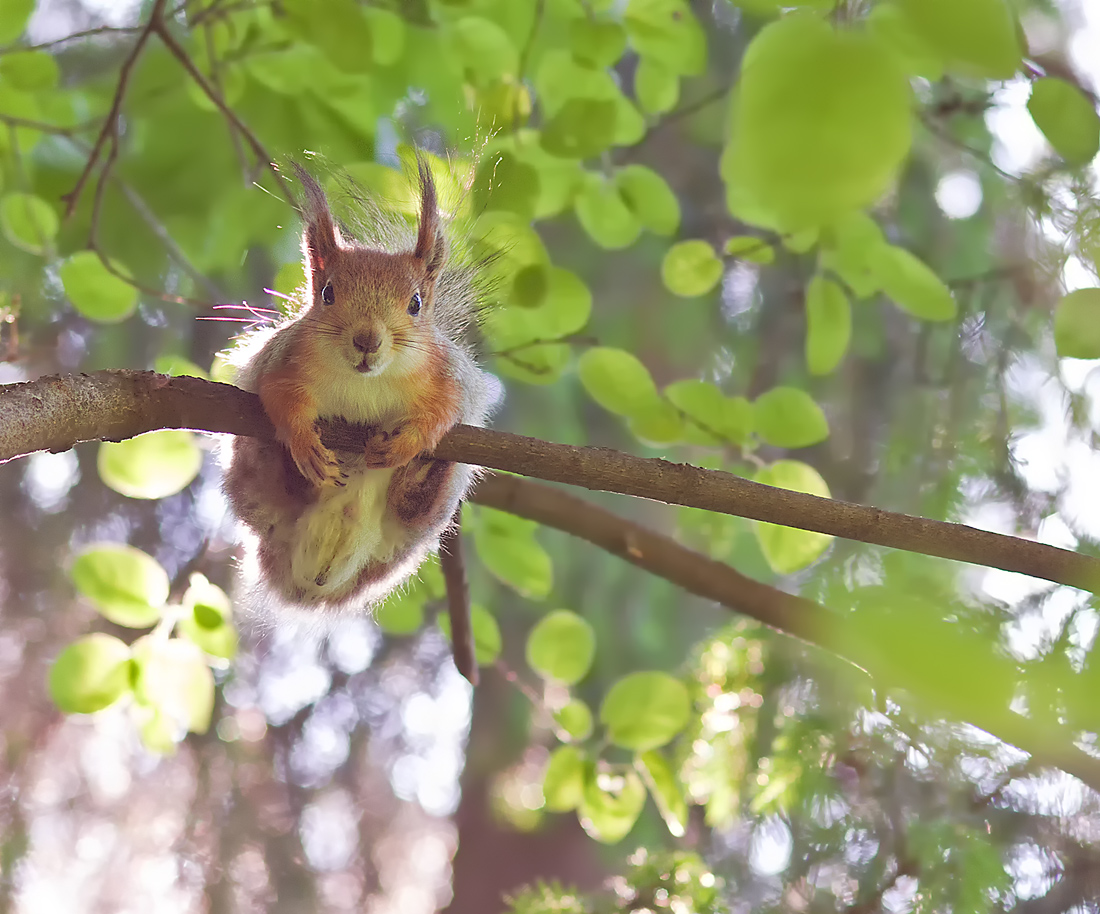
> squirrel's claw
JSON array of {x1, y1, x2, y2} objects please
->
[
  {"x1": 289, "y1": 435, "x2": 342, "y2": 488},
  {"x1": 363, "y1": 425, "x2": 424, "y2": 469}
]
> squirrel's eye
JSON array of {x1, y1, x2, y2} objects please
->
[
  {"x1": 408, "y1": 290, "x2": 422, "y2": 316},
  {"x1": 321, "y1": 281, "x2": 335, "y2": 305}
]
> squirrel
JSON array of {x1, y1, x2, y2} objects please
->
[{"x1": 223, "y1": 156, "x2": 497, "y2": 612}]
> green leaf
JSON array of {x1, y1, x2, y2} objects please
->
[
  {"x1": 0, "y1": 0, "x2": 34, "y2": 44},
  {"x1": 473, "y1": 151, "x2": 540, "y2": 220},
  {"x1": 895, "y1": 0, "x2": 1021, "y2": 80},
  {"x1": 0, "y1": 192, "x2": 58, "y2": 255},
  {"x1": 1027, "y1": 78, "x2": 1100, "y2": 167},
  {"x1": 534, "y1": 50, "x2": 645, "y2": 147},
  {"x1": 364, "y1": 7, "x2": 405, "y2": 66},
  {"x1": 0, "y1": 51, "x2": 60, "y2": 90},
  {"x1": 555, "y1": 699, "x2": 595, "y2": 742},
  {"x1": 570, "y1": 18, "x2": 627, "y2": 67},
  {"x1": 438, "y1": 604, "x2": 502, "y2": 665},
  {"x1": 819, "y1": 210, "x2": 887, "y2": 299},
  {"x1": 661, "y1": 240, "x2": 723, "y2": 297},
  {"x1": 616, "y1": 165, "x2": 680, "y2": 236},
  {"x1": 600, "y1": 671, "x2": 691, "y2": 751},
  {"x1": 574, "y1": 176, "x2": 641, "y2": 249},
  {"x1": 98, "y1": 430, "x2": 203, "y2": 500},
  {"x1": 753, "y1": 386, "x2": 829, "y2": 448},
  {"x1": 71, "y1": 544, "x2": 168, "y2": 629},
  {"x1": 628, "y1": 398, "x2": 686, "y2": 445},
  {"x1": 1054, "y1": 288, "x2": 1100, "y2": 359},
  {"x1": 579, "y1": 766, "x2": 647, "y2": 843},
  {"x1": 473, "y1": 507, "x2": 552, "y2": 599},
  {"x1": 578, "y1": 347, "x2": 660, "y2": 417},
  {"x1": 526, "y1": 609, "x2": 596, "y2": 684},
  {"x1": 664, "y1": 379, "x2": 753, "y2": 445},
  {"x1": 178, "y1": 574, "x2": 237, "y2": 660},
  {"x1": 625, "y1": 0, "x2": 707, "y2": 76},
  {"x1": 132, "y1": 637, "x2": 215, "y2": 736},
  {"x1": 451, "y1": 16, "x2": 519, "y2": 83},
  {"x1": 282, "y1": 0, "x2": 374, "y2": 73},
  {"x1": 723, "y1": 16, "x2": 912, "y2": 231},
  {"x1": 60, "y1": 251, "x2": 139, "y2": 323},
  {"x1": 634, "y1": 57, "x2": 679, "y2": 114},
  {"x1": 724, "y1": 235, "x2": 775, "y2": 264},
  {"x1": 805, "y1": 275, "x2": 851, "y2": 375},
  {"x1": 636, "y1": 750, "x2": 688, "y2": 837},
  {"x1": 273, "y1": 261, "x2": 305, "y2": 298},
  {"x1": 543, "y1": 745, "x2": 586, "y2": 811},
  {"x1": 866, "y1": 2, "x2": 945, "y2": 81},
  {"x1": 753, "y1": 460, "x2": 834, "y2": 573},
  {"x1": 49, "y1": 634, "x2": 132, "y2": 715},
  {"x1": 374, "y1": 587, "x2": 426, "y2": 635},
  {"x1": 868, "y1": 244, "x2": 957, "y2": 322},
  {"x1": 154, "y1": 355, "x2": 208, "y2": 379}
]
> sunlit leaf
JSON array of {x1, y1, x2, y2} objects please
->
[
  {"x1": 625, "y1": 0, "x2": 707, "y2": 76},
  {"x1": 894, "y1": 0, "x2": 1021, "y2": 79},
  {"x1": 1054, "y1": 288, "x2": 1100, "y2": 359},
  {"x1": 60, "y1": 251, "x2": 139, "y2": 323},
  {"x1": 0, "y1": 191, "x2": 58, "y2": 255},
  {"x1": 634, "y1": 57, "x2": 679, "y2": 113},
  {"x1": 526, "y1": 609, "x2": 596, "y2": 684},
  {"x1": 600, "y1": 671, "x2": 691, "y2": 751},
  {"x1": 1027, "y1": 78, "x2": 1100, "y2": 167},
  {"x1": 98, "y1": 430, "x2": 203, "y2": 500},
  {"x1": 753, "y1": 387, "x2": 829, "y2": 448},
  {"x1": 570, "y1": 18, "x2": 627, "y2": 67},
  {"x1": 661, "y1": 240, "x2": 723, "y2": 297},
  {"x1": 0, "y1": 51, "x2": 60, "y2": 90},
  {"x1": 868, "y1": 244, "x2": 957, "y2": 322},
  {"x1": 753, "y1": 460, "x2": 834, "y2": 574},
  {"x1": 724, "y1": 235, "x2": 775, "y2": 264},
  {"x1": 438, "y1": 603, "x2": 502, "y2": 665},
  {"x1": 49, "y1": 634, "x2": 132, "y2": 715},
  {"x1": 543, "y1": 745, "x2": 586, "y2": 811},
  {"x1": 71, "y1": 544, "x2": 168, "y2": 629},
  {"x1": 132, "y1": 637, "x2": 216, "y2": 738},
  {"x1": 0, "y1": 0, "x2": 34, "y2": 44},
  {"x1": 805, "y1": 275, "x2": 851, "y2": 375},
  {"x1": 574, "y1": 175, "x2": 641, "y2": 249},
  {"x1": 578, "y1": 347, "x2": 660, "y2": 417},
  {"x1": 555, "y1": 699, "x2": 595, "y2": 742},
  {"x1": 579, "y1": 765, "x2": 646, "y2": 843},
  {"x1": 473, "y1": 507, "x2": 552, "y2": 599},
  {"x1": 374, "y1": 586, "x2": 426, "y2": 635},
  {"x1": 665, "y1": 379, "x2": 753, "y2": 445},
  {"x1": 636, "y1": 750, "x2": 688, "y2": 837},
  {"x1": 616, "y1": 164, "x2": 680, "y2": 236},
  {"x1": 178, "y1": 574, "x2": 237, "y2": 660}
]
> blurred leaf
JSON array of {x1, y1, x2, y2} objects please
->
[
  {"x1": 573, "y1": 174, "x2": 640, "y2": 249},
  {"x1": 438, "y1": 603, "x2": 502, "y2": 665},
  {"x1": 600, "y1": 671, "x2": 691, "y2": 751},
  {"x1": 132, "y1": 637, "x2": 216, "y2": 738},
  {"x1": 543, "y1": 745, "x2": 586, "y2": 811},
  {"x1": 634, "y1": 57, "x2": 679, "y2": 114},
  {"x1": 555, "y1": 699, "x2": 595, "y2": 742},
  {"x1": 451, "y1": 16, "x2": 519, "y2": 83},
  {"x1": 805, "y1": 275, "x2": 851, "y2": 375},
  {"x1": 0, "y1": 191, "x2": 58, "y2": 255},
  {"x1": 570, "y1": 18, "x2": 627, "y2": 67},
  {"x1": 178, "y1": 574, "x2": 237, "y2": 660},
  {"x1": 724, "y1": 235, "x2": 775, "y2": 264},
  {"x1": 578, "y1": 347, "x2": 660, "y2": 417},
  {"x1": 636, "y1": 750, "x2": 688, "y2": 837},
  {"x1": 282, "y1": 0, "x2": 374, "y2": 73},
  {"x1": 98, "y1": 430, "x2": 203, "y2": 500},
  {"x1": 869, "y1": 244, "x2": 957, "y2": 321},
  {"x1": 60, "y1": 251, "x2": 139, "y2": 323},
  {"x1": 629, "y1": 398, "x2": 686, "y2": 445},
  {"x1": 894, "y1": 0, "x2": 1021, "y2": 79},
  {"x1": 579, "y1": 765, "x2": 646, "y2": 843},
  {"x1": 753, "y1": 387, "x2": 829, "y2": 448},
  {"x1": 616, "y1": 164, "x2": 680, "y2": 236},
  {"x1": 71, "y1": 544, "x2": 168, "y2": 628},
  {"x1": 375, "y1": 586, "x2": 426, "y2": 635},
  {"x1": 1054, "y1": 288, "x2": 1100, "y2": 359},
  {"x1": 473, "y1": 151, "x2": 540, "y2": 220},
  {"x1": 625, "y1": 0, "x2": 707, "y2": 76},
  {"x1": 723, "y1": 16, "x2": 911, "y2": 230},
  {"x1": 273, "y1": 261, "x2": 305, "y2": 298},
  {"x1": 1027, "y1": 78, "x2": 1100, "y2": 167},
  {"x1": 753, "y1": 460, "x2": 834, "y2": 574},
  {"x1": 526, "y1": 609, "x2": 597, "y2": 684},
  {"x1": 662, "y1": 240, "x2": 723, "y2": 297},
  {"x1": 0, "y1": 50, "x2": 60, "y2": 90},
  {"x1": 665, "y1": 379, "x2": 753, "y2": 445},
  {"x1": 0, "y1": 0, "x2": 34, "y2": 43},
  {"x1": 48, "y1": 634, "x2": 132, "y2": 715},
  {"x1": 473, "y1": 507, "x2": 552, "y2": 599}
]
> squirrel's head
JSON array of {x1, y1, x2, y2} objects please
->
[{"x1": 293, "y1": 159, "x2": 448, "y2": 377}]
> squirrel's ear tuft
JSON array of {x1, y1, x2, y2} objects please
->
[
  {"x1": 293, "y1": 163, "x2": 340, "y2": 274},
  {"x1": 414, "y1": 155, "x2": 447, "y2": 278}
]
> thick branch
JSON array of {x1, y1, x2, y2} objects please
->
[
  {"x1": 2, "y1": 370, "x2": 1098, "y2": 595},
  {"x1": 3, "y1": 370, "x2": 1100, "y2": 788}
]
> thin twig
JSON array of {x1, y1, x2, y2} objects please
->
[
  {"x1": 60, "y1": 0, "x2": 167, "y2": 219},
  {"x1": 2, "y1": 24, "x2": 142, "y2": 54},
  {"x1": 150, "y1": 17, "x2": 295, "y2": 207},
  {"x1": 440, "y1": 510, "x2": 478, "y2": 686}
]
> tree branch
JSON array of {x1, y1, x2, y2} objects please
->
[
  {"x1": 2, "y1": 371, "x2": 1098, "y2": 595},
  {"x1": 3, "y1": 370, "x2": 1100, "y2": 789}
]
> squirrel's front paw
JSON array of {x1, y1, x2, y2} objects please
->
[
  {"x1": 363, "y1": 425, "x2": 423, "y2": 469},
  {"x1": 289, "y1": 433, "x2": 344, "y2": 488}
]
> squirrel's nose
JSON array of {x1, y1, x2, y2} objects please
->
[{"x1": 353, "y1": 330, "x2": 381, "y2": 354}]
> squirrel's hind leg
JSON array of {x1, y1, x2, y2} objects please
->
[{"x1": 387, "y1": 457, "x2": 469, "y2": 532}]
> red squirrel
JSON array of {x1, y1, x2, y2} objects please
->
[{"x1": 224, "y1": 158, "x2": 496, "y2": 612}]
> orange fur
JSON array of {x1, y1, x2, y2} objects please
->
[{"x1": 225, "y1": 157, "x2": 497, "y2": 613}]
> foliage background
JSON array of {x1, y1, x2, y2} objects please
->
[{"x1": 2, "y1": 0, "x2": 1100, "y2": 912}]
